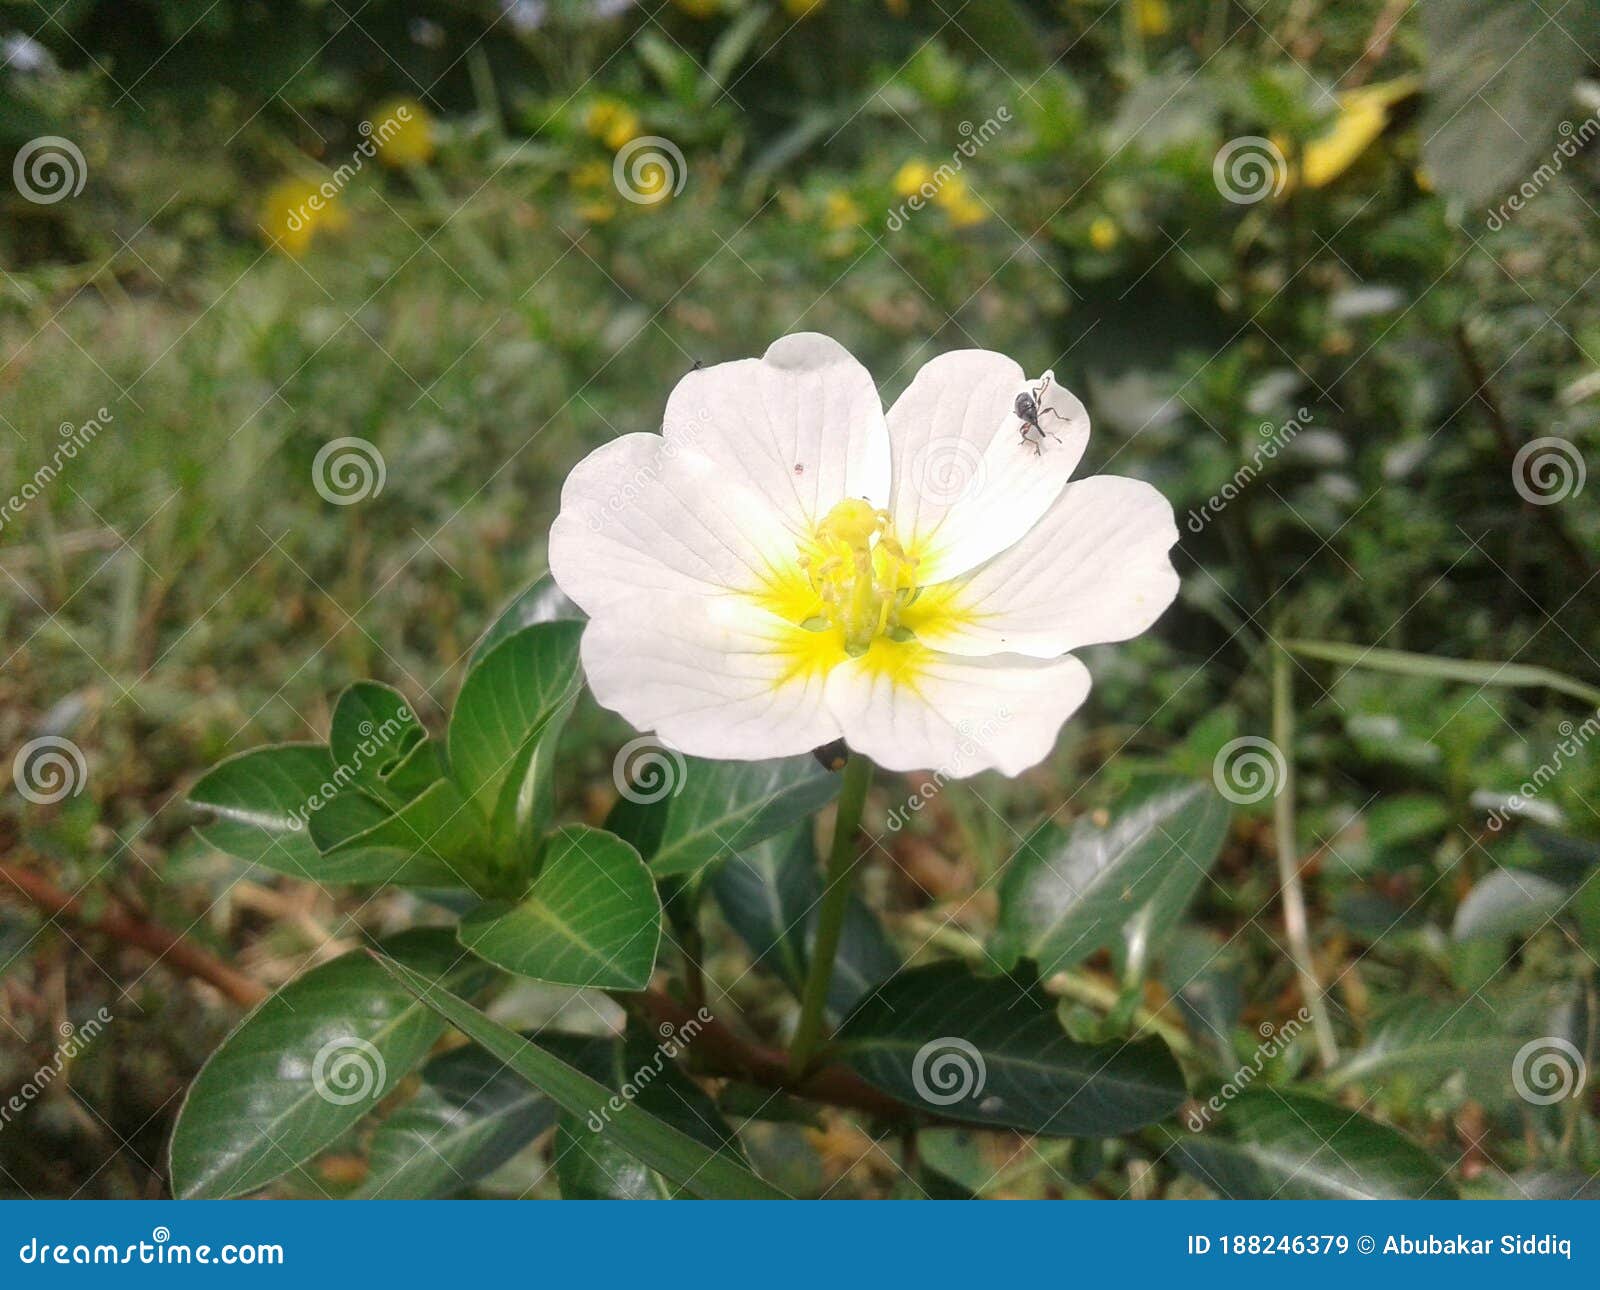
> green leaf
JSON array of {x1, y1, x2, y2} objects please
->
[
  {"x1": 1167, "y1": 1091, "x2": 1456, "y2": 1199},
  {"x1": 550, "y1": 1028, "x2": 747, "y2": 1199},
  {"x1": 632, "y1": 755, "x2": 841, "y2": 878},
  {"x1": 311, "y1": 777, "x2": 496, "y2": 889},
  {"x1": 359, "y1": 1043, "x2": 556, "y2": 1198},
  {"x1": 1453, "y1": 869, "x2": 1568, "y2": 941},
  {"x1": 168, "y1": 930, "x2": 486, "y2": 1199},
  {"x1": 1365, "y1": 794, "x2": 1450, "y2": 853},
  {"x1": 381, "y1": 737, "x2": 445, "y2": 801},
  {"x1": 188, "y1": 743, "x2": 331, "y2": 877},
  {"x1": 328, "y1": 682, "x2": 425, "y2": 807},
  {"x1": 458, "y1": 826, "x2": 662, "y2": 990},
  {"x1": 447, "y1": 621, "x2": 583, "y2": 835},
  {"x1": 712, "y1": 825, "x2": 899, "y2": 1016},
  {"x1": 470, "y1": 574, "x2": 583, "y2": 668},
  {"x1": 992, "y1": 779, "x2": 1231, "y2": 978},
  {"x1": 1421, "y1": 0, "x2": 1599, "y2": 209},
  {"x1": 1328, "y1": 1000, "x2": 1527, "y2": 1103},
  {"x1": 835, "y1": 963, "x2": 1186, "y2": 1136},
  {"x1": 373, "y1": 955, "x2": 785, "y2": 1199}
]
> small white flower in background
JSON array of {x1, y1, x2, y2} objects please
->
[{"x1": 549, "y1": 334, "x2": 1179, "y2": 776}]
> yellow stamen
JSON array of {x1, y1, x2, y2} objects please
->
[{"x1": 794, "y1": 499, "x2": 920, "y2": 657}]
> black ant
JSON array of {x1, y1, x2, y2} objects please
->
[{"x1": 1014, "y1": 374, "x2": 1071, "y2": 456}]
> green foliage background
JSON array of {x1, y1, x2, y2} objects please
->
[{"x1": 1, "y1": 0, "x2": 1598, "y2": 1198}]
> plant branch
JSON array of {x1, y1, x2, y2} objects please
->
[
  {"x1": 631, "y1": 988, "x2": 920, "y2": 1123},
  {"x1": 0, "y1": 860, "x2": 268, "y2": 1009},
  {"x1": 789, "y1": 753, "x2": 872, "y2": 1076},
  {"x1": 1271, "y1": 645, "x2": 1340, "y2": 1068}
]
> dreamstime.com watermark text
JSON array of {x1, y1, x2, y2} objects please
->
[{"x1": 18, "y1": 1228, "x2": 283, "y2": 1267}]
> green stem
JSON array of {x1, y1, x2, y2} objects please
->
[
  {"x1": 1284, "y1": 639, "x2": 1600, "y2": 711},
  {"x1": 1272, "y1": 643, "x2": 1340, "y2": 1068},
  {"x1": 789, "y1": 753, "x2": 873, "y2": 1076}
]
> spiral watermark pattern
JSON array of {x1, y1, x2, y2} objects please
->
[
  {"x1": 13, "y1": 136, "x2": 87, "y2": 205},
  {"x1": 1213, "y1": 136, "x2": 1287, "y2": 205},
  {"x1": 613, "y1": 135, "x2": 687, "y2": 205},
  {"x1": 906, "y1": 437, "x2": 986, "y2": 504},
  {"x1": 1511, "y1": 1036, "x2": 1587, "y2": 1106},
  {"x1": 12, "y1": 736, "x2": 88, "y2": 805},
  {"x1": 312, "y1": 436, "x2": 386, "y2": 505},
  {"x1": 1212, "y1": 735, "x2": 1287, "y2": 805},
  {"x1": 613, "y1": 736, "x2": 687, "y2": 804},
  {"x1": 310, "y1": 1036, "x2": 386, "y2": 1105},
  {"x1": 910, "y1": 1036, "x2": 986, "y2": 1106},
  {"x1": 1511, "y1": 436, "x2": 1585, "y2": 506}
]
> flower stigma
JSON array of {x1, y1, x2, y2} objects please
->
[{"x1": 795, "y1": 498, "x2": 920, "y2": 658}]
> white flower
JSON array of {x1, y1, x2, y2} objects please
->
[{"x1": 549, "y1": 334, "x2": 1178, "y2": 777}]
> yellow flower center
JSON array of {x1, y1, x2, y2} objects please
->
[{"x1": 795, "y1": 499, "x2": 920, "y2": 657}]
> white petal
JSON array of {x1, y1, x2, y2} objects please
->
[
  {"x1": 916, "y1": 475, "x2": 1180, "y2": 658},
  {"x1": 887, "y1": 350, "x2": 1089, "y2": 584},
  {"x1": 549, "y1": 433, "x2": 794, "y2": 618},
  {"x1": 828, "y1": 651, "x2": 1092, "y2": 778},
  {"x1": 660, "y1": 333, "x2": 891, "y2": 537},
  {"x1": 580, "y1": 595, "x2": 839, "y2": 761}
]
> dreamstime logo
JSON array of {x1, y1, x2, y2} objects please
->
[
  {"x1": 584, "y1": 1009, "x2": 713, "y2": 1132},
  {"x1": 311, "y1": 1036, "x2": 386, "y2": 1105},
  {"x1": 1212, "y1": 736, "x2": 1286, "y2": 805},
  {"x1": 1484, "y1": 710, "x2": 1600, "y2": 833},
  {"x1": 1486, "y1": 111, "x2": 1600, "y2": 231},
  {"x1": 286, "y1": 710, "x2": 415, "y2": 830},
  {"x1": 1512, "y1": 1036, "x2": 1587, "y2": 1106},
  {"x1": 1185, "y1": 1008, "x2": 1310, "y2": 1131},
  {"x1": 584, "y1": 406, "x2": 712, "y2": 532},
  {"x1": 313, "y1": 437, "x2": 386, "y2": 505},
  {"x1": 884, "y1": 106, "x2": 1011, "y2": 231},
  {"x1": 884, "y1": 710, "x2": 1012, "y2": 832},
  {"x1": 282, "y1": 104, "x2": 414, "y2": 233},
  {"x1": 0, "y1": 1006, "x2": 112, "y2": 1128},
  {"x1": 0, "y1": 407, "x2": 113, "y2": 537},
  {"x1": 1512, "y1": 436, "x2": 1585, "y2": 506},
  {"x1": 13, "y1": 136, "x2": 87, "y2": 204},
  {"x1": 910, "y1": 1036, "x2": 986, "y2": 1106},
  {"x1": 613, "y1": 135, "x2": 686, "y2": 205},
  {"x1": 12, "y1": 736, "x2": 88, "y2": 805},
  {"x1": 1186, "y1": 408, "x2": 1312, "y2": 533},
  {"x1": 613, "y1": 736, "x2": 687, "y2": 804},
  {"x1": 907, "y1": 436, "x2": 985, "y2": 504},
  {"x1": 1213, "y1": 136, "x2": 1287, "y2": 205}
]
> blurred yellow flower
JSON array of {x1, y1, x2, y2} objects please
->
[
  {"x1": 822, "y1": 189, "x2": 864, "y2": 232},
  {"x1": 784, "y1": 0, "x2": 825, "y2": 16},
  {"x1": 573, "y1": 160, "x2": 612, "y2": 191},
  {"x1": 942, "y1": 194, "x2": 988, "y2": 228},
  {"x1": 1301, "y1": 77, "x2": 1417, "y2": 189},
  {"x1": 932, "y1": 173, "x2": 986, "y2": 226},
  {"x1": 586, "y1": 99, "x2": 642, "y2": 152},
  {"x1": 673, "y1": 0, "x2": 719, "y2": 15},
  {"x1": 893, "y1": 161, "x2": 934, "y2": 198},
  {"x1": 932, "y1": 172, "x2": 970, "y2": 205},
  {"x1": 1136, "y1": 0, "x2": 1170, "y2": 37},
  {"x1": 1089, "y1": 216, "x2": 1119, "y2": 251},
  {"x1": 259, "y1": 178, "x2": 347, "y2": 258},
  {"x1": 572, "y1": 160, "x2": 617, "y2": 222},
  {"x1": 369, "y1": 97, "x2": 435, "y2": 168}
]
